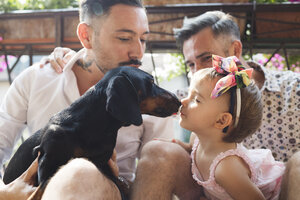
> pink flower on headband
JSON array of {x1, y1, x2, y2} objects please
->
[{"x1": 211, "y1": 55, "x2": 253, "y2": 98}]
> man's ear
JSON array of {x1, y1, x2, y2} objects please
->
[
  {"x1": 231, "y1": 40, "x2": 242, "y2": 58},
  {"x1": 77, "y1": 23, "x2": 92, "y2": 49},
  {"x1": 214, "y1": 112, "x2": 232, "y2": 130}
]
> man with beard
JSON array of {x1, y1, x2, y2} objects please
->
[{"x1": 0, "y1": 0, "x2": 174, "y2": 199}]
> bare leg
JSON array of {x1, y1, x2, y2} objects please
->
[
  {"x1": 280, "y1": 151, "x2": 300, "y2": 200},
  {"x1": 131, "y1": 140, "x2": 203, "y2": 200},
  {"x1": 42, "y1": 158, "x2": 121, "y2": 200}
]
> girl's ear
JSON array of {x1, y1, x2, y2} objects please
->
[
  {"x1": 77, "y1": 22, "x2": 93, "y2": 49},
  {"x1": 214, "y1": 112, "x2": 232, "y2": 130}
]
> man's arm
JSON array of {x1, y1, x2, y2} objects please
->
[{"x1": 0, "y1": 68, "x2": 32, "y2": 167}]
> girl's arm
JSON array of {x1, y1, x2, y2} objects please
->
[
  {"x1": 172, "y1": 132, "x2": 196, "y2": 153},
  {"x1": 215, "y1": 155, "x2": 266, "y2": 200}
]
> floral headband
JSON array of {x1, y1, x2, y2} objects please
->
[{"x1": 211, "y1": 55, "x2": 253, "y2": 129}]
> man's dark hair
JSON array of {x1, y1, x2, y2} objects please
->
[
  {"x1": 79, "y1": 0, "x2": 143, "y2": 22},
  {"x1": 174, "y1": 11, "x2": 240, "y2": 50}
]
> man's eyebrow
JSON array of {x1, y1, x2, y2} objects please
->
[
  {"x1": 195, "y1": 52, "x2": 211, "y2": 60},
  {"x1": 115, "y1": 29, "x2": 150, "y2": 35},
  {"x1": 184, "y1": 52, "x2": 211, "y2": 65}
]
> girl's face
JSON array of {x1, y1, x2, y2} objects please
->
[{"x1": 179, "y1": 70, "x2": 230, "y2": 133}]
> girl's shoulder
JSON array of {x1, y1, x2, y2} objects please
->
[
  {"x1": 214, "y1": 153, "x2": 251, "y2": 182},
  {"x1": 211, "y1": 144, "x2": 257, "y2": 185}
]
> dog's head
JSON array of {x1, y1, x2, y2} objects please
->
[{"x1": 105, "y1": 66, "x2": 181, "y2": 126}]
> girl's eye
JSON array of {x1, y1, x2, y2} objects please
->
[{"x1": 194, "y1": 96, "x2": 200, "y2": 103}]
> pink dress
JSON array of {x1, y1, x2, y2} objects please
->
[{"x1": 191, "y1": 138, "x2": 285, "y2": 200}]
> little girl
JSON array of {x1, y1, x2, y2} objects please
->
[{"x1": 179, "y1": 55, "x2": 285, "y2": 200}]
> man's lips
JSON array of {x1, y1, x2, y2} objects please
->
[{"x1": 128, "y1": 64, "x2": 141, "y2": 68}]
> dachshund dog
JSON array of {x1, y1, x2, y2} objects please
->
[{"x1": 3, "y1": 66, "x2": 181, "y2": 199}]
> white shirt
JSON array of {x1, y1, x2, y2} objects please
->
[{"x1": 0, "y1": 49, "x2": 174, "y2": 181}]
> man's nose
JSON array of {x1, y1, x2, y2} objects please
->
[{"x1": 129, "y1": 40, "x2": 144, "y2": 60}]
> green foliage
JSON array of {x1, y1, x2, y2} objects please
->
[
  {"x1": 0, "y1": 0, "x2": 79, "y2": 12},
  {"x1": 155, "y1": 53, "x2": 187, "y2": 82},
  {"x1": 167, "y1": 53, "x2": 187, "y2": 80},
  {"x1": 0, "y1": 0, "x2": 21, "y2": 12}
]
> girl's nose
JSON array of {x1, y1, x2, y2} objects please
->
[{"x1": 181, "y1": 97, "x2": 188, "y2": 106}]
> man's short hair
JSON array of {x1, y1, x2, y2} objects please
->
[
  {"x1": 174, "y1": 11, "x2": 240, "y2": 50},
  {"x1": 79, "y1": 0, "x2": 143, "y2": 23}
]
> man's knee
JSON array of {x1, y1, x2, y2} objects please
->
[
  {"x1": 141, "y1": 140, "x2": 190, "y2": 164},
  {"x1": 42, "y1": 158, "x2": 121, "y2": 200},
  {"x1": 287, "y1": 151, "x2": 300, "y2": 169},
  {"x1": 280, "y1": 152, "x2": 300, "y2": 200},
  {"x1": 138, "y1": 140, "x2": 191, "y2": 179},
  {"x1": 285, "y1": 151, "x2": 300, "y2": 186},
  {"x1": 62, "y1": 158, "x2": 99, "y2": 178},
  {"x1": 136, "y1": 141, "x2": 202, "y2": 199}
]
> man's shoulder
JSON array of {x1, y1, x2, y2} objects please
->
[{"x1": 14, "y1": 63, "x2": 61, "y2": 84}]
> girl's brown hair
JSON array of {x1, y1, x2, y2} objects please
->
[{"x1": 204, "y1": 68, "x2": 263, "y2": 143}]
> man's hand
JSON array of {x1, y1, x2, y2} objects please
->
[
  {"x1": 0, "y1": 158, "x2": 38, "y2": 200},
  {"x1": 39, "y1": 47, "x2": 76, "y2": 73},
  {"x1": 108, "y1": 149, "x2": 119, "y2": 177}
]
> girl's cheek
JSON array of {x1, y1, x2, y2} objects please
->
[{"x1": 187, "y1": 101, "x2": 197, "y2": 109}]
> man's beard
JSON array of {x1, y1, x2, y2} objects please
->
[{"x1": 97, "y1": 59, "x2": 143, "y2": 74}]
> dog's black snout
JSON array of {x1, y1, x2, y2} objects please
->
[{"x1": 168, "y1": 94, "x2": 181, "y2": 113}]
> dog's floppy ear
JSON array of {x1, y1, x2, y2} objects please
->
[{"x1": 106, "y1": 75, "x2": 142, "y2": 126}]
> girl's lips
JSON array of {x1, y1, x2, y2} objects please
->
[{"x1": 180, "y1": 111, "x2": 185, "y2": 117}]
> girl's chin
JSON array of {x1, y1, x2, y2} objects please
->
[{"x1": 179, "y1": 120, "x2": 186, "y2": 129}]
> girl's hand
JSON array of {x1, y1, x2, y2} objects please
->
[
  {"x1": 39, "y1": 47, "x2": 76, "y2": 73},
  {"x1": 153, "y1": 138, "x2": 193, "y2": 153},
  {"x1": 0, "y1": 158, "x2": 38, "y2": 200},
  {"x1": 171, "y1": 139, "x2": 193, "y2": 153}
]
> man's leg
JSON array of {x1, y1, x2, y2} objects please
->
[
  {"x1": 42, "y1": 158, "x2": 121, "y2": 200},
  {"x1": 131, "y1": 140, "x2": 203, "y2": 200},
  {"x1": 280, "y1": 151, "x2": 300, "y2": 200}
]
